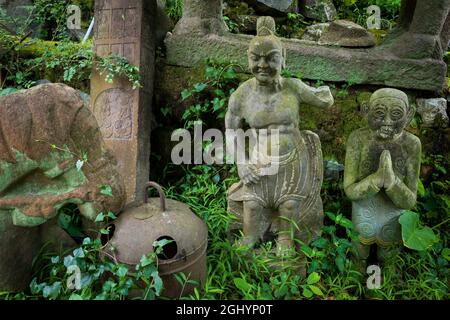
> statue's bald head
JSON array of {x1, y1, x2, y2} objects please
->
[
  {"x1": 369, "y1": 88, "x2": 409, "y2": 110},
  {"x1": 367, "y1": 88, "x2": 414, "y2": 140}
]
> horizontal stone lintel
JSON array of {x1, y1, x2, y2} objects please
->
[{"x1": 165, "y1": 33, "x2": 447, "y2": 92}]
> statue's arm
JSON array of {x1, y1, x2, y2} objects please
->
[
  {"x1": 294, "y1": 79, "x2": 334, "y2": 108},
  {"x1": 385, "y1": 138, "x2": 421, "y2": 209},
  {"x1": 225, "y1": 92, "x2": 244, "y2": 163},
  {"x1": 344, "y1": 132, "x2": 381, "y2": 201}
]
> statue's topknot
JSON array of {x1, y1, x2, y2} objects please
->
[{"x1": 256, "y1": 16, "x2": 276, "y2": 36}]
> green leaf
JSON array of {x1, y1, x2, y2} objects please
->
[
  {"x1": 69, "y1": 293, "x2": 83, "y2": 300},
  {"x1": 302, "y1": 287, "x2": 313, "y2": 298},
  {"x1": 301, "y1": 245, "x2": 315, "y2": 258},
  {"x1": 73, "y1": 248, "x2": 85, "y2": 258},
  {"x1": 234, "y1": 277, "x2": 252, "y2": 292},
  {"x1": 309, "y1": 285, "x2": 324, "y2": 297},
  {"x1": 306, "y1": 272, "x2": 320, "y2": 285},
  {"x1": 107, "y1": 211, "x2": 117, "y2": 220},
  {"x1": 43, "y1": 282, "x2": 62, "y2": 300},
  {"x1": 100, "y1": 185, "x2": 113, "y2": 197},
  {"x1": 399, "y1": 211, "x2": 439, "y2": 251},
  {"x1": 117, "y1": 266, "x2": 128, "y2": 278},
  {"x1": 325, "y1": 211, "x2": 336, "y2": 221},
  {"x1": 152, "y1": 271, "x2": 163, "y2": 296},
  {"x1": 193, "y1": 83, "x2": 207, "y2": 93},
  {"x1": 181, "y1": 89, "x2": 192, "y2": 100},
  {"x1": 441, "y1": 248, "x2": 450, "y2": 261},
  {"x1": 274, "y1": 284, "x2": 288, "y2": 298},
  {"x1": 335, "y1": 256, "x2": 345, "y2": 273},
  {"x1": 417, "y1": 178, "x2": 425, "y2": 198},
  {"x1": 95, "y1": 212, "x2": 105, "y2": 223}
]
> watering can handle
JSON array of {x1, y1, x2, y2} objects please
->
[{"x1": 144, "y1": 182, "x2": 166, "y2": 212}]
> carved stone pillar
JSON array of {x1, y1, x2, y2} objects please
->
[{"x1": 90, "y1": 0, "x2": 155, "y2": 205}]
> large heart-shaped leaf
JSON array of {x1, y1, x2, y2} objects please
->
[{"x1": 399, "y1": 211, "x2": 438, "y2": 251}]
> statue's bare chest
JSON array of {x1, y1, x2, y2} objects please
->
[{"x1": 242, "y1": 91, "x2": 299, "y2": 128}]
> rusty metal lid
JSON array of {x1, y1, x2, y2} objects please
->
[{"x1": 106, "y1": 182, "x2": 208, "y2": 267}]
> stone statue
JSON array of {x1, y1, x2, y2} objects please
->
[
  {"x1": 417, "y1": 98, "x2": 449, "y2": 128},
  {"x1": 344, "y1": 88, "x2": 421, "y2": 265},
  {"x1": 0, "y1": 83, "x2": 126, "y2": 292},
  {"x1": 226, "y1": 17, "x2": 334, "y2": 256}
]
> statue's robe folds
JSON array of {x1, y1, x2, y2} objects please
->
[{"x1": 227, "y1": 130, "x2": 324, "y2": 245}]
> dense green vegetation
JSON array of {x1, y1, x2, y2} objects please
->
[{"x1": 0, "y1": 0, "x2": 448, "y2": 300}]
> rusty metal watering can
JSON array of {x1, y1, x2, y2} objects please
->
[{"x1": 104, "y1": 182, "x2": 208, "y2": 298}]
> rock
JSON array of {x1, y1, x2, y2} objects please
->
[
  {"x1": 301, "y1": 23, "x2": 329, "y2": 42},
  {"x1": 324, "y1": 160, "x2": 344, "y2": 182},
  {"x1": 417, "y1": 98, "x2": 449, "y2": 128},
  {"x1": 319, "y1": 20, "x2": 376, "y2": 47},
  {"x1": 0, "y1": 83, "x2": 126, "y2": 292},
  {"x1": 156, "y1": 0, "x2": 173, "y2": 46},
  {"x1": 300, "y1": 0, "x2": 337, "y2": 22},
  {"x1": 240, "y1": 0, "x2": 297, "y2": 16},
  {"x1": 235, "y1": 15, "x2": 259, "y2": 34}
]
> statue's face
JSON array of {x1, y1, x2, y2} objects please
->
[
  {"x1": 248, "y1": 38, "x2": 283, "y2": 85},
  {"x1": 368, "y1": 97, "x2": 409, "y2": 140}
]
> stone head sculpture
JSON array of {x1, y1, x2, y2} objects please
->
[
  {"x1": 417, "y1": 98, "x2": 449, "y2": 128},
  {"x1": 248, "y1": 16, "x2": 286, "y2": 86},
  {"x1": 345, "y1": 88, "x2": 421, "y2": 267},
  {"x1": 364, "y1": 88, "x2": 415, "y2": 140}
]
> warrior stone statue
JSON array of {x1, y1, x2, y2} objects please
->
[{"x1": 226, "y1": 17, "x2": 334, "y2": 256}]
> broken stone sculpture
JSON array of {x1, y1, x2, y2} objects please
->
[
  {"x1": 417, "y1": 98, "x2": 449, "y2": 128},
  {"x1": 301, "y1": 23, "x2": 329, "y2": 42},
  {"x1": 226, "y1": 17, "x2": 334, "y2": 256},
  {"x1": 319, "y1": 20, "x2": 376, "y2": 47},
  {"x1": 344, "y1": 88, "x2": 421, "y2": 266},
  {"x1": 173, "y1": 0, "x2": 228, "y2": 35},
  {"x1": 384, "y1": 0, "x2": 450, "y2": 60},
  {"x1": 300, "y1": 0, "x2": 337, "y2": 22},
  {"x1": 246, "y1": 0, "x2": 298, "y2": 14},
  {"x1": 0, "y1": 83, "x2": 126, "y2": 292}
]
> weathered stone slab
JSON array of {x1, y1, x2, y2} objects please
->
[
  {"x1": 165, "y1": 0, "x2": 448, "y2": 92},
  {"x1": 165, "y1": 33, "x2": 447, "y2": 92},
  {"x1": 91, "y1": 0, "x2": 156, "y2": 204}
]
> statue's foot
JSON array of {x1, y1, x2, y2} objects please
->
[{"x1": 276, "y1": 237, "x2": 295, "y2": 257}]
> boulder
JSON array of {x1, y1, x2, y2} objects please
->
[
  {"x1": 0, "y1": 83, "x2": 126, "y2": 292},
  {"x1": 243, "y1": 0, "x2": 298, "y2": 15},
  {"x1": 319, "y1": 20, "x2": 376, "y2": 47},
  {"x1": 300, "y1": 0, "x2": 337, "y2": 22}
]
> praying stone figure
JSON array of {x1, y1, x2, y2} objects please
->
[
  {"x1": 344, "y1": 88, "x2": 421, "y2": 265},
  {"x1": 226, "y1": 17, "x2": 334, "y2": 256}
]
